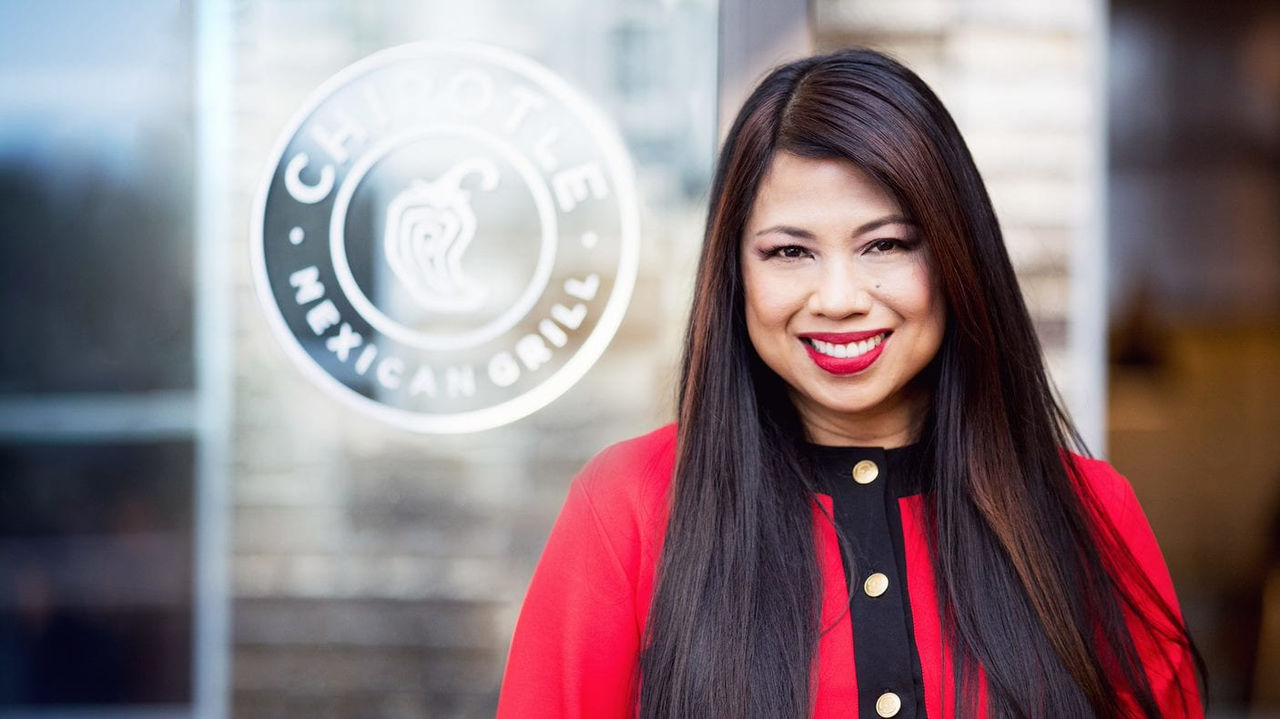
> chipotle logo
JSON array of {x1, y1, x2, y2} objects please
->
[{"x1": 252, "y1": 42, "x2": 640, "y2": 433}]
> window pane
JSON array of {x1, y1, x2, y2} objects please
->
[
  {"x1": 0, "y1": 0, "x2": 194, "y2": 395},
  {"x1": 0, "y1": 440, "x2": 195, "y2": 705}
]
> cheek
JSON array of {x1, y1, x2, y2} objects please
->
[
  {"x1": 914, "y1": 267, "x2": 948, "y2": 350},
  {"x1": 740, "y1": 270, "x2": 768, "y2": 356},
  {"x1": 742, "y1": 268, "x2": 791, "y2": 329},
  {"x1": 917, "y1": 267, "x2": 945, "y2": 326},
  {"x1": 875, "y1": 262, "x2": 940, "y2": 321}
]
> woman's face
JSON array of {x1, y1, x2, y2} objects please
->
[{"x1": 741, "y1": 152, "x2": 946, "y2": 447}]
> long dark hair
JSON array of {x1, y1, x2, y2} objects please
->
[{"x1": 638, "y1": 49, "x2": 1202, "y2": 718}]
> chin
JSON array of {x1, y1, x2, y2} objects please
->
[{"x1": 792, "y1": 387, "x2": 889, "y2": 419}]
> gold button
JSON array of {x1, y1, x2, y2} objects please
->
[
  {"x1": 863, "y1": 572, "x2": 889, "y2": 598},
  {"x1": 876, "y1": 691, "x2": 902, "y2": 717},
  {"x1": 852, "y1": 459, "x2": 879, "y2": 485}
]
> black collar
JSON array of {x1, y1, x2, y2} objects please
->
[{"x1": 801, "y1": 442, "x2": 932, "y2": 498}]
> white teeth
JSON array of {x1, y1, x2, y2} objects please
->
[{"x1": 808, "y1": 333, "x2": 885, "y2": 358}]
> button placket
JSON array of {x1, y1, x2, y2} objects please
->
[{"x1": 824, "y1": 449, "x2": 917, "y2": 719}]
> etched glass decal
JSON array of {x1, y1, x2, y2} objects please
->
[{"x1": 252, "y1": 43, "x2": 640, "y2": 432}]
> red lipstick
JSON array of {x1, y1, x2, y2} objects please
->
[
  {"x1": 800, "y1": 330, "x2": 890, "y2": 375},
  {"x1": 801, "y1": 329, "x2": 888, "y2": 344}
]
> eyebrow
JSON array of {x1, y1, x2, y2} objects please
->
[{"x1": 753, "y1": 215, "x2": 915, "y2": 239}]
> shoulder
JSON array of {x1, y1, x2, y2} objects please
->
[
  {"x1": 1063, "y1": 452, "x2": 1175, "y2": 597},
  {"x1": 1063, "y1": 450, "x2": 1126, "y2": 488},
  {"x1": 1062, "y1": 451, "x2": 1140, "y2": 526},
  {"x1": 1062, "y1": 456, "x2": 1200, "y2": 708},
  {"x1": 570, "y1": 423, "x2": 678, "y2": 533},
  {"x1": 579, "y1": 422, "x2": 679, "y2": 485}
]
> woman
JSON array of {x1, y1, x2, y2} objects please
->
[{"x1": 497, "y1": 49, "x2": 1203, "y2": 718}]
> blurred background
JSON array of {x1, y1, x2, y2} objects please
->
[{"x1": 0, "y1": 0, "x2": 1274, "y2": 717}]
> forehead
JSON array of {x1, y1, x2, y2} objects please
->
[{"x1": 747, "y1": 152, "x2": 903, "y2": 229}]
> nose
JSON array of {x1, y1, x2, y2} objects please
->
[{"x1": 806, "y1": 259, "x2": 872, "y2": 318}]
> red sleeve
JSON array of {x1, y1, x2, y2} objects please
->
[
  {"x1": 1081, "y1": 458, "x2": 1204, "y2": 718},
  {"x1": 496, "y1": 463, "x2": 641, "y2": 718}
]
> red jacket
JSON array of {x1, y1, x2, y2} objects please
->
[{"x1": 497, "y1": 424, "x2": 1202, "y2": 718}]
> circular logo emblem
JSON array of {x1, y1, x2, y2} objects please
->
[{"x1": 253, "y1": 43, "x2": 640, "y2": 433}]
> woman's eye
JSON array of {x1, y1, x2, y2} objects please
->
[
  {"x1": 866, "y1": 239, "x2": 905, "y2": 254},
  {"x1": 767, "y1": 245, "x2": 809, "y2": 260}
]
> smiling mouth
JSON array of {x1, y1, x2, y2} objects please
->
[
  {"x1": 802, "y1": 332, "x2": 888, "y2": 359},
  {"x1": 800, "y1": 331, "x2": 891, "y2": 375}
]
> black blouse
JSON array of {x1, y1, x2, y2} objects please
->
[{"x1": 805, "y1": 442, "x2": 930, "y2": 719}]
